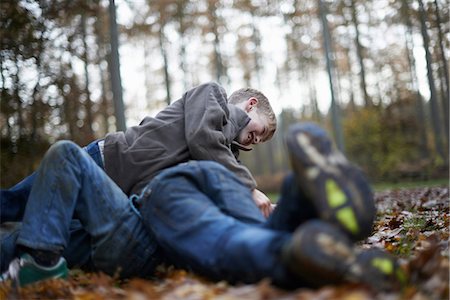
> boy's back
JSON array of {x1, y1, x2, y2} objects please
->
[{"x1": 104, "y1": 82, "x2": 257, "y2": 196}]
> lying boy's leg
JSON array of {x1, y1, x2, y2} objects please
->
[
  {"x1": 286, "y1": 123, "x2": 376, "y2": 241},
  {"x1": 3, "y1": 141, "x2": 159, "y2": 286},
  {"x1": 1, "y1": 221, "x2": 93, "y2": 273},
  {"x1": 139, "y1": 161, "x2": 302, "y2": 288},
  {"x1": 265, "y1": 173, "x2": 319, "y2": 232},
  {"x1": 0, "y1": 140, "x2": 104, "y2": 224},
  {"x1": 1, "y1": 173, "x2": 36, "y2": 223}
]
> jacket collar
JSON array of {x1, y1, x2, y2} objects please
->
[{"x1": 227, "y1": 104, "x2": 253, "y2": 151}]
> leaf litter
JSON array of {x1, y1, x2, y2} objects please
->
[{"x1": 1, "y1": 186, "x2": 448, "y2": 300}]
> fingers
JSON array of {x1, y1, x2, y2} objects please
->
[{"x1": 258, "y1": 199, "x2": 273, "y2": 218}]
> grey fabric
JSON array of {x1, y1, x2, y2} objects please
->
[{"x1": 104, "y1": 82, "x2": 257, "y2": 195}]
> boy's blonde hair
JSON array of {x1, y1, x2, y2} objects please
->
[{"x1": 228, "y1": 88, "x2": 277, "y2": 142}]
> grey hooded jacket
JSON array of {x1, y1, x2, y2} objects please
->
[{"x1": 103, "y1": 82, "x2": 257, "y2": 196}]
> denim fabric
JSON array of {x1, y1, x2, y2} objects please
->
[
  {"x1": 139, "y1": 161, "x2": 304, "y2": 287},
  {"x1": 1, "y1": 220, "x2": 93, "y2": 273},
  {"x1": 265, "y1": 173, "x2": 319, "y2": 232},
  {"x1": 1, "y1": 140, "x2": 104, "y2": 223},
  {"x1": 15, "y1": 141, "x2": 160, "y2": 278}
]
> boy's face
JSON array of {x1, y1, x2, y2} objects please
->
[{"x1": 237, "y1": 108, "x2": 269, "y2": 148}]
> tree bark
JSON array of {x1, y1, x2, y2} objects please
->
[
  {"x1": 318, "y1": 0, "x2": 345, "y2": 152},
  {"x1": 108, "y1": 0, "x2": 126, "y2": 131},
  {"x1": 433, "y1": 0, "x2": 449, "y2": 143},
  {"x1": 350, "y1": 0, "x2": 372, "y2": 107},
  {"x1": 417, "y1": 0, "x2": 445, "y2": 160},
  {"x1": 401, "y1": 0, "x2": 429, "y2": 159}
]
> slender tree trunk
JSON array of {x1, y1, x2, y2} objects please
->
[
  {"x1": 318, "y1": 0, "x2": 345, "y2": 152},
  {"x1": 158, "y1": 25, "x2": 171, "y2": 105},
  {"x1": 13, "y1": 54, "x2": 23, "y2": 140},
  {"x1": 81, "y1": 14, "x2": 94, "y2": 139},
  {"x1": 0, "y1": 55, "x2": 11, "y2": 138},
  {"x1": 251, "y1": 14, "x2": 262, "y2": 88},
  {"x1": 30, "y1": 54, "x2": 41, "y2": 142},
  {"x1": 266, "y1": 142, "x2": 276, "y2": 174},
  {"x1": 177, "y1": 1, "x2": 189, "y2": 91},
  {"x1": 402, "y1": 0, "x2": 429, "y2": 159},
  {"x1": 433, "y1": 0, "x2": 449, "y2": 143},
  {"x1": 143, "y1": 41, "x2": 152, "y2": 108},
  {"x1": 94, "y1": 8, "x2": 111, "y2": 135},
  {"x1": 108, "y1": 0, "x2": 126, "y2": 131},
  {"x1": 350, "y1": 0, "x2": 371, "y2": 107},
  {"x1": 208, "y1": 0, "x2": 225, "y2": 83},
  {"x1": 417, "y1": 0, "x2": 445, "y2": 160}
]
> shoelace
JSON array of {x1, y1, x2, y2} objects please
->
[{"x1": 1, "y1": 257, "x2": 25, "y2": 282}]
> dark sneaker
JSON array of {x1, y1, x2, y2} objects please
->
[
  {"x1": 0, "y1": 254, "x2": 68, "y2": 287},
  {"x1": 282, "y1": 220, "x2": 355, "y2": 287},
  {"x1": 352, "y1": 248, "x2": 408, "y2": 291},
  {"x1": 286, "y1": 122, "x2": 375, "y2": 241},
  {"x1": 282, "y1": 220, "x2": 407, "y2": 290}
]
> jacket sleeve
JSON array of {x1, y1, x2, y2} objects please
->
[{"x1": 184, "y1": 82, "x2": 257, "y2": 190}]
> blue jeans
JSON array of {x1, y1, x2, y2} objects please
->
[
  {"x1": 139, "y1": 161, "x2": 318, "y2": 287},
  {"x1": 1, "y1": 220, "x2": 94, "y2": 272},
  {"x1": 1, "y1": 140, "x2": 104, "y2": 223},
  {"x1": 12, "y1": 141, "x2": 160, "y2": 278}
]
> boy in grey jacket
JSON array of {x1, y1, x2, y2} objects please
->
[{"x1": 1, "y1": 82, "x2": 277, "y2": 219}]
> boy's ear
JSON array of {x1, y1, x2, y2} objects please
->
[{"x1": 245, "y1": 97, "x2": 259, "y2": 112}]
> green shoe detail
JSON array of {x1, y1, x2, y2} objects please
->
[
  {"x1": 336, "y1": 207, "x2": 359, "y2": 234},
  {"x1": 1, "y1": 254, "x2": 68, "y2": 287},
  {"x1": 326, "y1": 179, "x2": 347, "y2": 208},
  {"x1": 371, "y1": 257, "x2": 393, "y2": 274},
  {"x1": 396, "y1": 268, "x2": 408, "y2": 285}
]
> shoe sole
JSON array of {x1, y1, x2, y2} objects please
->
[
  {"x1": 353, "y1": 248, "x2": 407, "y2": 290},
  {"x1": 283, "y1": 220, "x2": 356, "y2": 286},
  {"x1": 286, "y1": 123, "x2": 375, "y2": 241}
]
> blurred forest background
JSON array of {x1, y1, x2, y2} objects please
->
[{"x1": 1, "y1": 0, "x2": 448, "y2": 192}]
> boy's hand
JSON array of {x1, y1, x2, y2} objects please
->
[{"x1": 252, "y1": 189, "x2": 274, "y2": 218}]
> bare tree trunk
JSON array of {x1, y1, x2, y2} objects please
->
[
  {"x1": 319, "y1": 0, "x2": 345, "y2": 152},
  {"x1": 177, "y1": 1, "x2": 189, "y2": 91},
  {"x1": 158, "y1": 25, "x2": 171, "y2": 105},
  {"x1": 266, "y1": 142, "x2": 276, "y2": 174},
  {"x1": 94, "y1": 8, "x2": 111, "y2": 135},
  {"x1": 208, "y1": 0, "x2": 225, "y2": 83},
  {"x1": 350, "y1": 0, "x2": 372, "y2": 107},
  {"x1": 108, "y1": 0, "x2": 126, "y2": 131},
  {"x1": 81, "y1": 14, "x2": 94, "y2": 139},
  {"x1": 433, "y1": 0, "x2": 449, "y2": 143},
  {"x1": 0, "y1": 55, "x2": 11, "y2": 139},
  {"x1": 401, "y1": 0, "x2": 429, "y2": 159},
  {"x1": 417, "y1": 0, "x2": 445, "y2": 160},
  {"x1": 13, "y1": 54, "x2": 23, "y2": 140}
]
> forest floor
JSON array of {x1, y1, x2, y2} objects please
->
[{"x1": 1, "y1": 185, "x2": 448, "y2": 300}]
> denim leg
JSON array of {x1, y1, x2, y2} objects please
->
[
  {"x1": 139, "y1": 161, "x2": 301, "y2": 287},
  {"x1": 1, "y1": 221, "x2": 93, "y2": 272},
  {"x1": 0, "y1": 222, "x2": 21, "y2": 272},
  {"x1": 265, "y1": 173, "x2": 319, "y2": 232},
  {"x1": 0, "y1": 173, "x2": 36, "y2": 223},
  {"x1": 16, "y1": 141, "x2": 160, "y2": 278},
  {"x1": 0, "y1": 140, "x2": 104, "y2": 223}
]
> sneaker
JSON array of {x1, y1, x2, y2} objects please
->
[
  {"x1": 282, "y1": 220, "x2": 355, "y2": 287},
  {"x1": 285, "y1": 122, "x2": 375, "y2": 241},
  {"x1": 282, "y1": 220, "x2": 406, "y2": 290},
  {"x1": 0, "y1": 253, "x2": 68, "y2": 287},
  {"x1": 351, "y1": 248, "x2": 407, "y2": 291}
]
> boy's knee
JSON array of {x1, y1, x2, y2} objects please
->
[{"x1": 47, "y1": 140, "x2": 82, "y2": 159}]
